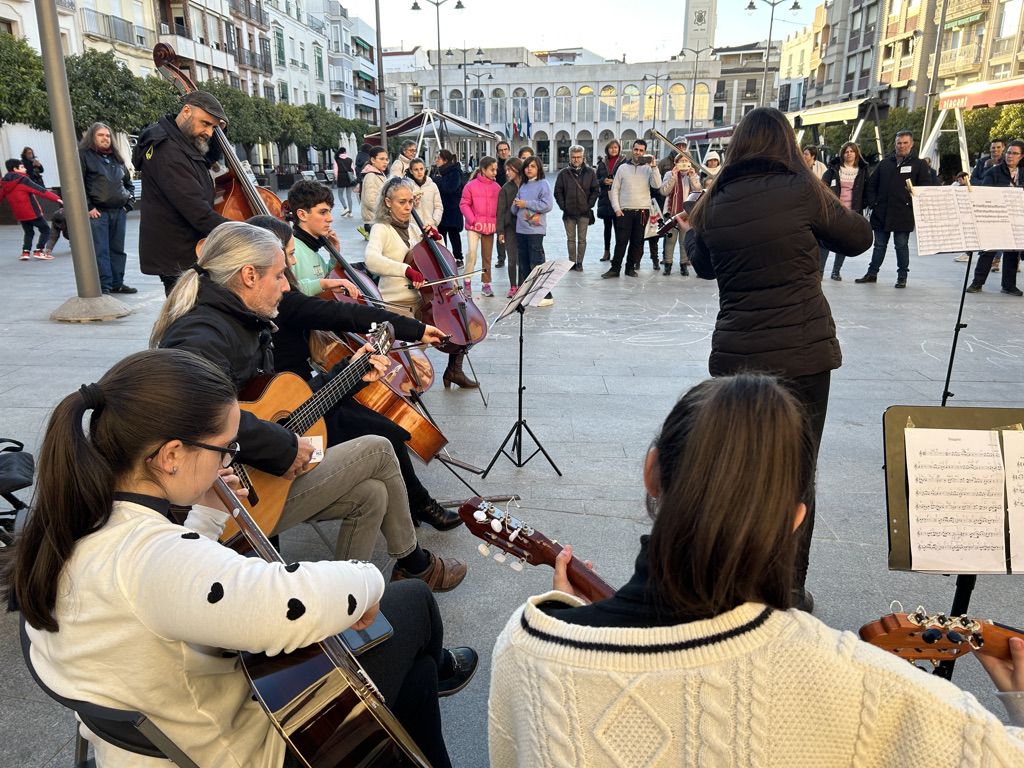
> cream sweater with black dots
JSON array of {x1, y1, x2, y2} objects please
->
[
  {"x1": 489, "y1": 592, "x2": 1024, "y2": 768},
  {"x1": 26, "y1": 500, "x2": 385, "y2": 768}
]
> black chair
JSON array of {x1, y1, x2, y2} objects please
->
[
  {"x1": 19, "y1": 617, "x2": 199, "y2": 767},
  {"x1": 0, "y1": 438, "x2": 33, "y2": 546}
]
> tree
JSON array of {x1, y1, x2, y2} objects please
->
[
  {"x1": 992, "y1": 104, "x2": 1024, "y2": 147},
  {"x1": 0, "y1": 35, "x2": 48, "y2": 130},
  {"x1": 304, "y1": 103, "x2": 346, "y2": 151},
  {"x1": 201, "y1": 81, "x2": 272, "y2": 161},
  {"x1": 273, "y1": 102, "x2": 312, "y2": 165},
  {"x1": 133, "y1": 76, "x2": 180, "y2": 134},
  {"x1": 64, "y1": 50, "x2": 141, "y2": 136}
]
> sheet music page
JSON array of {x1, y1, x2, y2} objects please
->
[
  {"x1": 967, "y1": 186, "x2": 1017, "y2": 251},
  {"x1": 1002, "y1": 430, "x2": 1024, "y2": 573},
  {"x1": 905, "y1": 428, "x2": 1006, "y2": 573},
  {"x1": 952, "y1": 187, "x2": 979, "y2": 251},
  {"x1": 991, "y1": 187, "x2": 1024, "y2": 250},
  {"x1": 912, "y1": 187, "x2": 967, "y2": 255}
]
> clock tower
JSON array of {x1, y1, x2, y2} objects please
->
[{"x1": 683, "y1": 0, "x2": 717, "y2": 52}]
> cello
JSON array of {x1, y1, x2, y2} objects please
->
[
  {"x1": 152, "y1": 44, "x2": 282, "y2": 222},
  {"x1": 407, "y1": 209, "x2": 487, "y2": 354}
]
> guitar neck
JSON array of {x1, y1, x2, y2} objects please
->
[{"x1": 285, "y1": 355, "x2": 372, "y2": 434}]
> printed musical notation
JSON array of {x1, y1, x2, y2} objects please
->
[
  {"x1": 911, "y1": 186, "x2": 1024, "y2": 255},
  {"x1": 905, "y1": 428, "x2": 1006, "y2": 573}
]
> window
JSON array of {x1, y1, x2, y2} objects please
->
[
  {"x1": 643, "y1": 83, "x2": 662, "y2": 122},
  {"x1": 278, "y1": 81, "x2": 288, "y2": 103},
  {"x1": 693, "y1": 83, "x2": 710, "y2": 122},
  {"x1": 714, "y1": 79, "x2": 727, "y2": 99},
  {"x1": 621, "y1": 84, "x2": 639, "y2": 120},
  {"x1": 576, "y1": 85, "x2": 594, "y2": 122},
  {"x1": 318, "y1": 93, "x2": 325, "y2": 108},
  {"x1": 743, "y1": 78, "x2": 757, "y2": 97},
  {"x1": 314, "y1": 44, "x2": 323, "y2": 79},
  {"x1": 0, "y1": 18, "x2": 14, "y2": 35},
  {"x1": 713, "y1": 105, "x2": 725, "y2": 125},
  {"x1": 851, "y1": 9, "x2": 863, "y2": 33},
  {"x1": 263, "y1": 84, "x2": 274, "y2": 102},
  {"x1": 845, "y1": 55, "x2": 858, "y2": 78},
  {"x1": 599, "y1": 85, "x2": 616, "y2": 121},
  {"x1": 449, "y1": 88, "x2": 465, "y2": 117},
  {"x1": 992, "y1": 62, "x2": 1013, "y2": 79},
  {"x1": 865, "y1": 2, "x2": 878, "y2": 29},
  {"x1": 667, "y1": 83, "x2": 686, "y2": 121},
  {"x1": 470, "y1": 88, "x2": 485, "y2": 123},
  {"x1": 274, "y1": 27, "x2": 285, "y2": 65},
  {"x1": 512, "y1": 87, "x2": 529, "y2": 126},
  {"x1": 998, "y1": 0, "x2": 1022, "y2": 38},
  {"x1": 428, "y1": 89, "x2": 439, "y2": 110},
  {"x1": 860, "y1": 50, "x2": 873, "y2": 78},
  {"x1": 533, "y1": 87, "x2": 550, "y2": 122},
  {"x1": 890, "y1": 0, "x2": 903, "y2": 15},
  {"x1": 554, "y1": 86, "x2": 571, "y2": 121},
  {"x1": 299, "y1": 41, "x2": 305, "y2": 65},
  {"x1": 490, "y1": 88, "x2": 507, "y2": 124}
]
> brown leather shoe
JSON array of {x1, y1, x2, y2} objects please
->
[{"x1": 391, "y1": 551, "x2": 467, "y2": 592}]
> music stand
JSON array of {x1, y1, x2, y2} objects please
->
[{"x1": 481, "y1": 260, "x2": 573, "y2": 478}]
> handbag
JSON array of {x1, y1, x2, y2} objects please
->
[
  {"x1": 0, "y1": 438, "x2": 34, "y2": 495},
  {"x1": 643, "y1": 200, "x2": 664, "y2": 240},
  {"x1": 568, "y1": 169, "x2": 597, "y2": 226},
  {"x1": 347, "y1": 169, "x2": 357, "y2": 184}
]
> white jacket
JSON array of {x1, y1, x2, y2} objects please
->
[
  {"x1": 413, "y1": 177, "x2": 444, "y2": 229},
  {"x1": 364, "y1": 220, "x2": 423, "y2": 306}
]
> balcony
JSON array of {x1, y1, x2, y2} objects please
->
[
  {"x1": 991, "y1": 36, "x2": 1018, "y2": 57},
  {"x1": 330, "y1": 79, "x2": 346, "y2": 91},
  {"x1": 713, "y1": 90, "x2": 727, "y2": 101},
  {"x1": 82, "y1": 9, "x2": 155, "y2": 49},
  {"x1": 289, "y1": 57, "x2": 300, "y2": 67},
  {"x1": 228, "y1": 0, "x2": 269, "y2": 28},
  {"x1": 936, "y1": 43, "x2": 983, "y2": 75},
  {"x1": 56, "y1": 0, "x2": 75, "y2": 13},
  {"x1": 936, "y1": 0, "x2": 990, "y2": 24}
]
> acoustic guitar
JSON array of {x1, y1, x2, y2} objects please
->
[
  {"x1": 221, "y1": 323, "x2": 395, "y2": 543},
  {"x1": 213, "y1": 478, "x2": 431, "y2": 768},
  {"x1": 457, "y1": 496, "x2": 615, "y2": 603},
  {"x1": 860, "y1": 606, "x2": 1024, "y2": 663}
]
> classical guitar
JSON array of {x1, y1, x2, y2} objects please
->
[
  {"x1": 221, "y1": 323, "x2": 395, "y2": 543},
  {"x1": 860, "y1": 605, "x2": 1024, "y2": 663},
  {"x1": 213, "y1": 478, "x2": 431, "y2": 768},
  {"x1": 457, "y1": 496, "x2": 615, "y2": 603}
]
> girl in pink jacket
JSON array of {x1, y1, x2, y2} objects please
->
[{"x1": 459, "y1": 156, "x2": 500, "y2": 296}]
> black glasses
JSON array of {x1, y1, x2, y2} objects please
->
[{"x1": 147, "y1": 439, "x2": 241, "y2": 468}]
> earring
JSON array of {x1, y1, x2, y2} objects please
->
[{"x1": 171, "y1": 467, "x2": 178, "y2": 476}]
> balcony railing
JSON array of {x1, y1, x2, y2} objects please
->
[
  {"x1": 937, "y1": 0, "x2": 990, "y2": 23},
  {"x1": 991, "y1": 36, "x2": 1018, "y2": 57},
  {"x1": 83, "y1": 9, "x2": 155, "y2": 49},
  {"x1": 937, "y1": 43, "x2": 982, "y2": 74},
  {"x1": 330, "y1": 79, "x2": 346, "y2": 90},
  {"x1": 56, "y1": 0, "x2": 75, "y2": 12},
  {"x1": 308, "y1": 15, "x2": 325, "y2": 33},
  {"x1": 228, "y1": 0, "x2": 269, "y2": 26}
]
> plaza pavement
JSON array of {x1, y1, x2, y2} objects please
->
[{"x1": 2, "y1": 203, "x2": 1024, "y2": 767}]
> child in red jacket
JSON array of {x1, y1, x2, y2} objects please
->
[{"x1": 0, "y1": 158, "x2": 62, "y2": 260}]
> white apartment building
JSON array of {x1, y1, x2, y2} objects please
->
[{"x1": 265, "y1": 0, "x2": 328, "y2": 109}]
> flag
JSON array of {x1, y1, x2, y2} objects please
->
[
  {"x1": 513, "y1": 118, "x2": 519, "y2": 138},
  {"x1": 526, "y1": 111, "x2": 532, "y2": 139},
  {"x1": 506, "y1": 122, "x2": 512, "y2": 139}
]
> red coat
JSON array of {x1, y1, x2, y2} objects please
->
[{"x1": 0, "y1": 172, "x2": 60, "y2": 221}]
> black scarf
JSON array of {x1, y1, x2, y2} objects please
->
[{"x1": 389, "y1": 215, "x2": 411, "y2": 247}]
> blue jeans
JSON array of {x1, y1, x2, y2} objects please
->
[
  {"x1": 90, "y1": 208, "x2": 127, "y2": 291},
  {"x1": 516, "y1": 233, "x2": 549, "y2": 297},
  {"x1": 867, "y1": 230, "x2": 910, "y2": 278}
]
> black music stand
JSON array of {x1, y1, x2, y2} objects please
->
[{"x1": 481, "y1": 260, "x2": 572, "y2": 478}]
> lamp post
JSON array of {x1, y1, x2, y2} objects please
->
[
  {"x1": 745, "y1": 0, "x2": 802, "y2": 108},
  {"x1": 446, "y1": 46, "x2": 486, "y2": 117},
  {"x1": 467, "y1": 70, "x2": 492, "y2": 124},
  {"x1": 411, "y1": 0, "x2": 465, "y2": 113},
  {"x1": 641, "y1": 72, "x2": 667, "y2": 143},
  {"x1": 680, "y1": 45, "x2": 713, "y2": 129}
]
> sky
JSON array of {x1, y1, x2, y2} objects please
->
[{"x1": 341, "y1": 0, "x2": 817, "y2": 64}]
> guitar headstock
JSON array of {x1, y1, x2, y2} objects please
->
[
  {"x1": 457, "y1": 496, "x2": 558, "y2": 573},
  {"x1": 860, "y1": 606, "x2": 993, "y2": 663},
  {"x1": 368, "y1": 322, "x2": 395, "y2": 356}
]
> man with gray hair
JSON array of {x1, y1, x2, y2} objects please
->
[
  {"x1": 79, "y1": 122, "x2": 136, "y2": 294},
  {"x1": 603, "y1": 139, "x2": 662, "y2": 278},
  {"x1": 389, "y1": 139, "x2": 418, "y2": 178},
  {"x1": 554, "y1": 145, "x2": 599, "y2": 271}
]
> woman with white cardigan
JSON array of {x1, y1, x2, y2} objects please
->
[
  {"x1": 364, "y1": 177, "x2": 478, "y2": 389},
  {"x1": 406, "y1": 158, "x2": 443, "y2": 229}
]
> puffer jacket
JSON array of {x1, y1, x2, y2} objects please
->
[
  {"x1": 554, "y1": 164, "x2": 599, "y2": 218},
  {"x1": 0, "y1": 172, "x2": 60, "y2": 221},
  {"x1": 684, "y1": 158, "x2": 872, "y2": 378},
  {"x1": 459, "y1": 174, "x2": 500, "y2": 234},
  {"x1": 863, "y1": 150, "x2": 933, "y2": 232},
  {"x1": 359, "y1": 165, "x2": 387, "y2": 224},
  {"x1": 596, "y1": 156, "x2": 620, "y2": 219}
]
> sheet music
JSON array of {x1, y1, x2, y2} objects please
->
[
  {"x1": 991, "y1": 187, "x2": 1024, "y2": 250},
  {"x1": 968, "y1": 186, "x2": 1018, "y2": 251},
  {"x1": 912, "y1": 187, "x2": 971, "y2": 255},
  {"x1": 1003, "y1": 430, "x2": 1024, "y2": 573},
  {"x1": 905, "y1": 428, "x2": 1006, "y2": 573},
  {"x1": 953, "y1": 187, "x2": 979, "y2": 252}
]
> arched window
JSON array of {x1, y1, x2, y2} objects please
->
[
  {"x1": 512, "y1": 87, "x2": 529, "y2": 126},
  {"x1": 428, "y1": 89, "x2": 440, "y2": 111},
  {"x1": 449, "y1": 88, "x2": 465, "y2": 117},
  {"x1": 470, "y1": 88, "x2": 485, "y2": 124},
  {"x1": 693, "y1": 83, "x2": 711, "y2": 123},
  {"x1": 533, "y1": 87, "x2": 550, "y2": 122},
  {"x1": 667, "y1": 84, "x2": 686, "y2": 121},
  {"x1": 555, "y1": 130, "x2": 571, "y2": 168},
  {"x1": 643, "y1": 83, "x2": 663, "y2": 122},
  {"x1": 576, "y1": 129, "x2": 594, "y2": 164},
  {"x1": 534, "y1": 130, "x2": 550, "y2": 167},
  {"x1": 576, "y1": 85, "x2": 595, "y2": 122},
  {"x1": 599, "y1": 85, "x2": 617, "y2": 121},
  {"x1": 621, "y1": 84, "x2": 640, "y2": 121},
  {"x1": 555, "y1": 86, "x2": 571, "y2": 122},
  {"x1": 491, "y1": 87, "x2": 507, "y2": 125}
]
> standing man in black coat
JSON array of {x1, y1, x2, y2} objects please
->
[
  {"x1": 856, "y1": 130, "x2": 933, "y2": 288},
  {"x1": 967, "y1": 140, "x2": 1023, "y2": 296},
  {"x1": 133, "y1": 92, "x2": 230, "y2": 295},
  {"x1": 79, "y1": 122, "x2": 136, "y2": 294},
  {"x1": 554, "y1": 145, "x2": 599, "y2": 271}
]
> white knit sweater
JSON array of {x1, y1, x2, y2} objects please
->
[
  {"x1": 27, "y1": 499, "x2": 385, "y2": 768},
  {"x1": 489, "y1": 592, "x2": 1024, "y2": 768},
  {"x1": 363, "y1": 220, "x2": 423, "y2": 307}
]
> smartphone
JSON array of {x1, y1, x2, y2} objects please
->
[
  {"x1": 677, "y1": 160, "x2": 693, "y2": 172},
  {"x1": 682, "y1": 190, "x2": 705, "y2": 213},
  {"x1": 341, "y1": 610, "x2": 394, "y2": 655}
]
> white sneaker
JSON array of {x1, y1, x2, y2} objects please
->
[
  {"x1": 537, "y1": 296, "x2": 554, "y2": 307},
  {"x1": 953, "y1": 254, "x2": 969, "y2": 262}
]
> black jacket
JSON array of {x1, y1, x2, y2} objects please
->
[
  {"x1": 133, "y1": 115, "x2": 229, "y2": 276},
  {"x1": 864, "y1": 150, "x2": 932, "y2": 232},
  {"x1": 79, "y1": 149, "x2": 133, "y2": 210},
  {"x1": 595, "y1": 158, "x2": 620, "y2": 219},
  {"x1": 554, "y1": 164, "x2": 599, "y2": 218},
  {"x1": 684, "y1": 158, "x2": 872, "y2": 378},
  {"x1": 159, "y1": 280, "x2": 296, "y2": 476},
  {"x1": 432, "y1": 162, "x2": 464, "y2": 230},
  {"x1": 820, "y1": 157, "x2": 869, "y2": 214},
  {"x1": 496, "y1": 157, "x2": 508, "y2": 188},
  {"x1": 335, "y1": 153, "x2": 355, "y2": 188},
  {"x1": 981, "y1": 161, "x2": 1022, "y2": 188},
  {"x1": 971, "y1": 155, "x2": 998, "y2": 185}
]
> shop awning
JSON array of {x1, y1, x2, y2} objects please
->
[
  {"x1": 352, "y1": 35, "x2": 371, "y2": 49},
  {"x1": 355, "y1": 70, "x2": 375, "y2": 83}
]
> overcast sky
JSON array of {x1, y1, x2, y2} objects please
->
[{"x1": 341, "y1": 0, "x2": 816, "y2": 64}]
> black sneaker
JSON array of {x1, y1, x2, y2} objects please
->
[
  {"x1": 854, "y1": 274, "x2": 877, "y2": 284},
  {"x1": 894, "y1": 278, "x2": 907, "y2": 289},
  {"x1": 1001, "y1": 287, "x2": 1023, "y2": 297},
  {"x1": 966, "y1": 284, "x2": 983, "y2": 293},
  {"x1": 601, "y1": 269, "x2": 620, "y2": 279},
  {"x1": 624, "y1": 268, "x2": 638, "y2": 277},
  {"x1": 112, "y1": 284, "x2": 138, "y2": 294},
  {"x1": 437, "y1": 647, "x2": 478, "y2": 697}
]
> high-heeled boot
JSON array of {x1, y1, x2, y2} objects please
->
[{"x1": 443, "y1": 351, "x2": 479, "y2": 389}]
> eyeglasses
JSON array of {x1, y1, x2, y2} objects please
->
[
  {"x1": 147, "y1": 439, "x2": 241, "y2": 468},
  {"x1": 1005, "y1": 150, "x2": 1022, "y2": 156}
]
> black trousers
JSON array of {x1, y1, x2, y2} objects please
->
[
  {"x1": 438, "y1": 227, "x2": 463, "y2": 261},
  {"x1": 611, "y1": 210, "x2": 646, "y2": 271},
  {"x1": 782, "y1": 371, "x2": 831, "y2": 590},
  {"x1": 972, "y1": 251, "x2": 1021, "y2": 290},
  {"x1": 283, "y1": 579, "x2": 451, "y2": 768},
  {"x1": 601, "y1": 217, "x2": 614, "y2": 251},
  {"x1": 160, "y1": 274, "x2": 179, "y2": 296}
]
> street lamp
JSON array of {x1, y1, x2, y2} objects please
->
[
  {"x1": 467, "y1": 70, "x2": 492, "y2": 124},
  {"x1": 411, "y1": 0, "x2": 465, "y2": 113},
  {"x1": 680, "y1": 45, "x2": 713, "y2": 129},
  {"x1": 641, "y1": 72, "x2": 667, "y2": 141},
  {"x1": 745, "y1": 0, "x2": 802, "y2": 108},
  {"x1": 445, "y1": 46, "x2": 487, "y2": 117}
]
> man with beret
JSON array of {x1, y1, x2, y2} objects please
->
[{"x1": 132, "y1": 91, "x2": 232, "y2": 295}]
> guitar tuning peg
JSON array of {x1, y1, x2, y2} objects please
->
[
  {"x1": 490, "y1": 519, "x2": 503, "y2": 533},
  {"x1": 477, "y1": 543, "x2": 490, "y2": 557},
  {"x1": 509, "y1": 527, "x2": 521, "y2": 542},
  {"x1": 473, "y1": 510, "x2": 487, "y2": 522},
  {"x1": 493, "y1": 552, "x2": 507, "y2": 564},
  {"x1": 509, "y1": 559, "x2": 524, "y2": 572}
]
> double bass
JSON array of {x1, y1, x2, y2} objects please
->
[{"x1": 406, "y1": 209, "x2": 487, "y2": 354}]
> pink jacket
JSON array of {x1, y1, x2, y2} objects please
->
[{"x1": 459, "y1": 175, "x2": 499, "y2": 234}]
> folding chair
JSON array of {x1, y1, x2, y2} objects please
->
[{"x1": 19, "y1": 617, "x2": 199, "y2": 768}]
